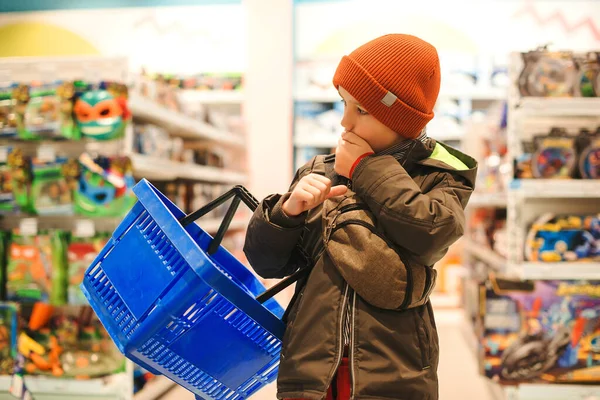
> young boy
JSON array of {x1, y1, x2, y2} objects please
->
[{"x1": 244, "y1": 34, "x2": 477, "y2": 400}]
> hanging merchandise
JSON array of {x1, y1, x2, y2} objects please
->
[
  {"x1": 73, "y1": 81, "x2": 130, "y2": 141},
  {"x1": 74, "y1": 153, "x2": 136, "y2": 217},
  {"x1": 0, "y1": 147, "x2": 17, "y2": 215},
  {"x1": 481, "y1": 275, "x2": 600, "y2": 384},
  {"x1": 0, "y1": 303, "x2": 18, "y2": 375},
  {"x1": 7, "y1": 148, "x2": 33, "y2": 214},
  {"x1": 0, "y1": 85, "x2": 18, "y2": 139},
  {"x1": 5, "y1": 231, "x2": 53, "y2": 304},
  {"x1": 525, "y1": 213, "x2": 600, "y2": 263},
  {"x1": 67, "y1": 233, "x2": 109, "y2": 305},
  {"x1": 29, "y1": 158, "x2": 77, "y2": 216}
]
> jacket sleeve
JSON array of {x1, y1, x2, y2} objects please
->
[
  {"x1": 243, "y1": 160, "x2": 314, "y2": 279},
  {"x1": 351, "y1": 155, "x2": 473, "y2": 267}
]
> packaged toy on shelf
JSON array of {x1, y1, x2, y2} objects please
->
[
  {"x1": 574, "y1": 52, "x2": 600, "y2": 98},
  {"x1": 576, "y1": 129, "x2": 600, "y2": 179},
  {"x1": 73, "y1": 81, "x2": 130, "y2": 141},
  {"x1": 0, "y1": 303, "x2": 18, "y2": 375},
  {"x1": 67, "y1": 233, "x2": 109, "y2": 305},
  {"x1": 134, "y1": 124, "x2": 172, "y2": 159},
  {"x1": 531, "y1": 128, "x2": 576, "y2": 179},
  {"x1": 6, "y1": 231, "x2": 53, "y2": 303},
  {"x1": 514, "y1": 127, "x2": 600, "y2": 180},
  {"x1": 481, "y1": 275, "x2": 600, "y2": 384},
  {"x1": 0, "y1": 146, "x2": 17, "y2": 214},
  {"x1": 29, "y1": 158, "x2": 76, "y2": 216},
  {"x1": 525, "y1": 214, "x2": 600, "y2": 263},
  {"x1": 14, "y1": 82, "x2": 60, "y2": 140},
  {"x1": 17, "y1": 304, "x2": 125, "y2": 379},
  {"x1": 74, "y1": 153, "x2": 136, "y2": 218},
  {"x1": 0, "y1": 85, "x2": 18, "y2": 138}
]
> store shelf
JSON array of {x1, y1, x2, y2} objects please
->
[
  {"x1": 468, "y1": 192, "x2": 508, "y2": 208},
  {"x1": 510, "y1": 180, "x2": 600, "y2": 198},
  {"x1": 129, "y1": 94, "x2": 245, "y2": 147},
  {"x1": 131, "y1": 154, "x2": 247, "y2": 184},
  {"x1": 177, "y1": 90, "x2": 244, "y2": 104},
  {"x1": 503, "y1": 383, "x2": 600, "y2": 400},
  {"x1": 0, "y1": 372, "x2": 132, "y2": 400},
  {"x1": 518, "y1": 262, "x2": 600, "y2": 281},
  {"x1": 513, "y1": 97, "x2": 600, "y2": 117},
  {"x1": 464, "y1": 240, "x2": 506, "y2": 271},
  {"x1": 294, "y1": 134, "x2": 338, "y2": 148},
  {"x1": 134, "y1": 376, "x2": 177, "y2": 400}
]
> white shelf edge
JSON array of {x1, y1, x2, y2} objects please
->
[
  {"x1": 510, "y1": 180, "x2": 600, "y2": 198},
  {"x1": 129, "y1": 94, "x2": 245, "y2": 147},
  {"x1": 518, "y1": 262, "x2": 600, "y2": 281},
  {"x1": 467, "y1": 192, "x2": 508, "y2": 208},
  {"x1": 134, "y1": 376, "x2": 177, "y2": 400},
  {"x1": 131, "y1": 154, "x2": 247, "y2": 184},
  {"x1": 464, "y1": 240, "x2": 506, "y2": 271},
  {"x1": 0, "y1": 372, "x2": 131, "y2": 398},
  {"x1": 514, "y1": 97, "x2": 600, "y2": 117},
  {"x1": 504, "y1": 383, "x2": 600, "y2": 400},
  {"x1": 177, "y1": 90, "x2": 244, "y2": 104}
]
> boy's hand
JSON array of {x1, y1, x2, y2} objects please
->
[
  {"x1": 282, "y1": 174, "x2": 348, "y2": 216},
  {"x1": 335, "y1": 131, "x2": 374, "y2": 178}
]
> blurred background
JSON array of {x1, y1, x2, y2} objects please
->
[{"x1": 0, "y1": 0, "x2": 599, "y2": 399}]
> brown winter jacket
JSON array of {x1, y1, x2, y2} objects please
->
[{"x1": 244, "y1": 138, "x2": 477, "y2": 400}]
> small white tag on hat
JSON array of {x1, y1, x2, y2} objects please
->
[{"x1": 381, "y1": 91, "x2": 397, "y2": 107}]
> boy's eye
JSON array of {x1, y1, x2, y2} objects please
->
[
  {"x1": 340, "y1": 99, "x2": 346, "y2": 106},
  {"x1": 357, "y1": 107, "x2": 369, "y2": 115}
]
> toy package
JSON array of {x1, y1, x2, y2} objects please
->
[
  {"x1": 531, "y1": 128, "x2": 576, "y2": 179},
  {"x1": 29, "y1": 158, "x2": 76, "y2": 216},
  {"x1": 0, "y1": 303, "x2": 18, "y2": 374},
  {"x1": 73, "y1": 81, "x2": 130, "y2": 141},
  {"x1": 481, "y1": 276, "x2": 600, "y2": 384},
  {"x1": 0, "y1": 85, "x2": 18, "y2": 138},
  {"x1": 519, "y1": 48, "x2": 600, "y2": 98},
  {"x1": 7, "y1": 147, "x2": 33, "y2": 214},
  {"x1": 526, "y1": 214, "x2": 600, "y2": 262},
  {"x1": 575, "y1": 129, "x2": 600, "y2": 179},
  {"x1": 14, "y1": 82, "x2": 63, "y2": 140},
  {"x1": 0, "y1": 146, "x2": 17, "y2": 215},
  {"x1": 74, "y1": 153, "x2": 136, "y2": 217},
  {"x1": 17, "y1": 304, "x2": 125, "y2": 379},
  {"x1": 67, "y1": 233, "x2": 108, "y2": 305}
]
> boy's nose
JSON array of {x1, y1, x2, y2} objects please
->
[{"x1": 340, "y1": 109, "x2": 353, "y2": 132}]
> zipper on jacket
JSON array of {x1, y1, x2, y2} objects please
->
[
  {"x1": 330, "y1": 219, "x2": 414, "y2": 310},
  {"x1": 350, "y1": 290, "x2": 357, "y2": 400},
  {"x1": 326, "y1": 283, "x2": 349, "y2": 395}
]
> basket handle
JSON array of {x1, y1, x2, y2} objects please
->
[{"x1": 179, "y1": 185, "x2": 310, "y2": 305}]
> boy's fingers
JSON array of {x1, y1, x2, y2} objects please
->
[{"x1": 326, "y1": 185, "x2": 348, "y2": 199}]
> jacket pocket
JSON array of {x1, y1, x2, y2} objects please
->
[
  {"x1": 414, "y1": 306, "x2": 432, "y2": 370},
  {"x1": 281, "y1": 287, "x2": 306, "y2": 358}
]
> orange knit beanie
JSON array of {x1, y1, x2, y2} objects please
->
[{"x1": 333, "y1": 34, "x2": 441, "y2": 139}]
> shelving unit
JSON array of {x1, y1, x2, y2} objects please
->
[
  {"x1": 130, "y1": 153, "x2": 247, "y2": 183},
  {"x1": 129, "y1": 94, "x2": 245, "y2": 147},
  {"x1": 177, "y1": 90, "x2": 244, "y2": 105},
  {"x1": 464, "y1": 239, "x2": 506, "y2": 272}
]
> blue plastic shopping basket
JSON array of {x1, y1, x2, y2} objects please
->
[{"x1": 81, "y1": 179, "x2": 308, "y2": 400}]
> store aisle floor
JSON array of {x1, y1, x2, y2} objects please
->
[{"x1": 160, "y1": 309, "x2": 501, "y2": 400}]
